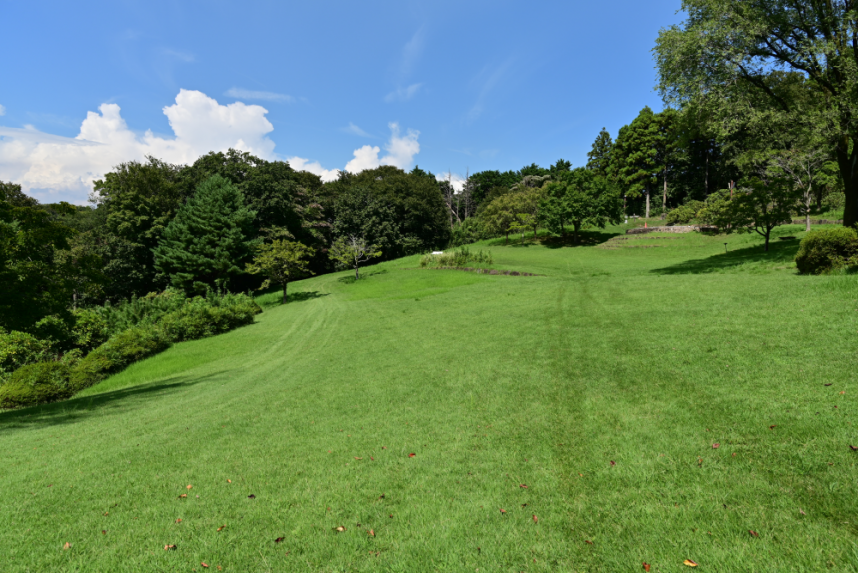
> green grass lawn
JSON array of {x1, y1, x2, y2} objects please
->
[{"x1": 3, "y1": 224, "x2": 858, "y2": 572}]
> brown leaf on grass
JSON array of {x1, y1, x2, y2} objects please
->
[
  {"x1": 354, "y1": 457, "x2": 363, "y2": 460},
  {"x1": 499, "y1": 509, "x2": 507, "y2": 514},
  {"x1": 176, "y1": 518, "x2": 182, "y2": 523},
  {"x1": 584, "y1": 540, "x2": 593, "y2": 545},
  {"x1": 378, "y1": 494, "x2": 385, "y2": 499},
  {"x1": 521, "y1": 503, "x2": 528, "y2": 507},
  {"x1": 389, "y1": 514, "x2": 394, "y2": 518},
  {"x1": 408, "y1": 453, "x2": 416, "y2": 458},
  {"x1": 201, "y1": 562, "x2": 209, "y2": 568},
  {"x1": 164, "y1": 544, "x2": 177, "y2": 551},
  {"x1": 683, "y1": 559, "x2": 698, "y2": 567},
  {"x1": 187, "y1": 485, "x2": 193, "y2": 490},
  {"x1": 333, "y1": 526, "x2": 346, "y2": 532},
  {"x1": 370, "y1": 457, "x2": 375, "y2": 461},
  {"x1": 610, "y1": 461, "x2": 616, "y2": 466},
  {"x1": 247, "y1": 494, "x2": 256, "y2": 499},
  {"x1": 227, "y1": 479, "x2": 231, "y2": 483},
  {"x1": 749, "y1": 530, "x2": 759, "y2": 537},
  {"x1": 178, "y1": 494, "x2": 187, "y2": 499},
  {"x1": 712, "y1": 443, "x2": 720, "y2": 449},
  {"x1": 63, "y1": 542, "x2": 71, "y2": 550},
  {"x1": 217, "y1": 525, "x2": 225, "y2": 532},
  {"x1": 275, "y1": 537, "x2": 285, "y2": 543},
  {"x1": 769, "y1": 425, "x2": 777, "y2": 430},
  {"x1": 800, "y1": 509, "x2": 806, "y2": 515},
  {"x1": 532, "y1": 515, "x2": 538, "y2": 523},
  {"x1": 382, "y1": 446, "x2": 387, "y2": 449},
  {"x1": 101, "y1": 530, "x2": 106, "y2": 535},
  {"x1": 217, "y1": 567, "x2": 222, "y2": 571},
  {"x1": 824, "y1": 383, "x2": 833, "y2": 386},
  {"x1": 519, "y1": 484, "x2": 528, "y2": 488},
  {"x1": 840, "y1": 391, "x2": 846, "y2": 395},
  {"x1": 369, "y1": 529, "x2": 375, "y2": 537},
  {"x1": 103, "y1": 512, "x2": 108, "y2": 516},
  {"x1": 850, "y1": 445, "x2": 858, "y2": 451},
  {"x1": 643, "y1": 562, "x2": 651, "y2": 572}
]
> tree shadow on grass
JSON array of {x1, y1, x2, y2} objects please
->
[
  {"x1": 338, "y1": 269, "x2": 388, "y2": 284},
  {"x1": 650, "y1": 239, "x2": 801, "y2": 275},
  {"x1": 539, "y1": 229, "x2": 625, "y2": 249},
  {"x1": 0, "y1": 371, "x2": 229, "y2": 432},
  {"x1": 257, "y1": 290, "x2": 329, "y2": 309}
]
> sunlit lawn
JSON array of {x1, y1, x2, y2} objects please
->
[{"x1": 2, "y1": 224, "x2": 857, "y2": 572}]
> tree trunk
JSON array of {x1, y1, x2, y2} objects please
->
[
  {"x1": 836, "y1": 135, "x2": 858, "y2": 227},
  {"x1": 282, "y1": 282, "x2": 288, "y2": 304},
  {"x1": 764, "y1": 228, "x2": 771, "y2": 252},
  {"x1": 662, "y1": 169, "x2": 668, "y2": 220},
  {"x1": 645, "y1": 187, "x2": 651, "y2": 219},
  {"x1": 573, "y1": 222, "x2": 581, "y2": 244},
  {"x1": 705, "y1": 148, "x2": 709, "y2": 196},
  {"x1": 505, "y1": 231, "x2": 509, "y2": 244},
  {"x1": 355, "y1": 265, "x2": 360, "y2": 280}
]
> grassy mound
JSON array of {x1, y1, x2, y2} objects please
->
[{"x1": 2, "y1": 224, "x2": 857, "y2": 571}]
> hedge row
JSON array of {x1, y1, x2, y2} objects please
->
[{"x1": 0, "y1": 293, "x2": 261, "y2": 409}]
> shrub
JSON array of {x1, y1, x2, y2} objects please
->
[
  {"x1": 70, "y1": 308, "x2": 110, "y2": 352},
  {"x1": 31, "y1": 315, "x2": 74, "y2": 351},
  {"x1": 97, "y1": 290, "x2": 186, "y2": 335},
  {"x1": 795, "y1": 226, "x2": 858, "y2": 275},
  {"x1": 0, "y1": 330, "x2": 54, "y2": 383},
  {"x1": 158, "y1": 294, "x2": 261, "y2": 342},
  {"x1": 69, "y1": 327, "x2": 171, "y2": 391},
  {"x1": 666, "y1": 200, "x2": 704, "y2": 225},
  {"x1": 420, "y1": 246, "x2": 493, "y2": 268},
  {"x1": 0, "y1": 362, "x2": 73, "y2": 409}
]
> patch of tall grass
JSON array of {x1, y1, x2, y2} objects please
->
[{"x1": 419, "y1": 246, "x2": 493, "y2": 268}]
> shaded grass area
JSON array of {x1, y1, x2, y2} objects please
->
[{"x1": 2, "y1": 224, "x2": 858, "y2": 571}]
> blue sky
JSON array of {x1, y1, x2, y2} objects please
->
[{"x1": 0, "y1": 0, "x2": 685, "y2": 203}]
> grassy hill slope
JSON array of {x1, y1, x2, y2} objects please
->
[{"x1": 2, "y1": 225, "x2": 858, "y2": 572}]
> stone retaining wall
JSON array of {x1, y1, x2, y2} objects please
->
[{"x1": 626, "y1": 225, "x2": 717, "y2": 235}]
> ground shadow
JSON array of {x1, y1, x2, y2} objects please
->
[
  {"x1": 0, "y1": 371, "x2": 229, "y2": 432},
  {"x1": 337, "y1": 269, "x2": 388, "y2": 284},
  {"x1": 540, "y1": 229, "x2": 625, "y2": 249},
  {"x1": 257, "y1": 290, "x2": 329, "y2": 308},
  {"x1": 651, "y1": 239, "x2": 800, "y2": 275}
]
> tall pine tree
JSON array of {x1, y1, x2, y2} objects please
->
[
  {"x1": 153, "y1": 175, "x2": 256, "y2": 295},
  {"x1": 586, "y1": 128, "x2": 613, "y2": 178}
]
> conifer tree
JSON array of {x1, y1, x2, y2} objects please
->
[
  {"x1": 153, "y1": 175, "x2": 256, "y2": 294},
  {"x1": 586, "y1": 128, "x2": 613, "y2": 178}
]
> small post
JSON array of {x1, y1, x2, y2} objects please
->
[{"x1": 724, "y1": 243, "x2": 728, "y2": 253}]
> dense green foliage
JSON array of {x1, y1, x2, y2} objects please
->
[
  {"x1": 541, "y1": 168, "x2": 622, "y2": 242},
  {"x1": 246, "y1": 240, "x2": 315, "y2": 303},
  {"x1": 153, "y1": 175, "x2": 257, "y2": 295},
  {"x1": 0, "y1": 330, "x2": 54, "y2": 383},
  {"x1": 0, "y1": 361, "x2": 73, "y2": 409},
  {"x1": 795, "y1": 226, "x2": 858, "y2": 275},
  {"x1": 666, "y1": 200, "x2": 704, "y2": 225}
]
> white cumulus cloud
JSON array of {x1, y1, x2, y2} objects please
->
[
  {"x1": 286, "y1": 156, "x2": 340, "y2": 183},
  {"x1": 0, "y1": 89, "x2": 276, "y2": 203},
  {"x1": 436, "y1": 172, "x2": 466, "y2": 192},
  {"x1": 344, "y1": 122, "x2": 420, "y2": 173}
]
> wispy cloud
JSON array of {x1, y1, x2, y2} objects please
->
[
  {"x1": 0, "y1": 104, "x2": 5, "y2": 117},
  {"x1": 384, "y1": 83, "x2": 423, "y2": 103},
  {"x1": 161, "y1": 48, "x2": 195, "y2": 63},
  {"x1": 225, "y1": 88, "x2": 295, "y2": 103},
  {"x1": 342, "y1": 122, "x2": 373, "y2": 137},
  {"x1": 400, "y1": 28, "x2": 425, "y2": 77},
  {"x1": 467, "y1": 58, "x2": 515, "y2": 122}
]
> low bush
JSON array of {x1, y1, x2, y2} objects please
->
[
  {"x1": 420, "y1": 246, "x2": 493, "y2": 268},
  {"x1": 0, "y1": 362, "x2": 73, "y2": 409},
  {"x1": 795, "y1": 226, "x2": 858, "y2": 275},
  {"x1": 666, "y1": 200, "x2": 704, "y2": 225},
  {"x1": 98, "y1": 290, "x2": 187, "y2": 335},
  {"x1": 158, "y1": 293, "x2": 261, "y2": 342},
  {"x1": 69, "y1": 327, "x2": 172, "y2": 392},
  {"x1": 450, "y1": 218, "x2": 496, "y2": 247},
  {"x1": 70, "y1": 308, "x2": 110, "y2": 352},
  {"x1": 0, "y1": 330, "x2": 54, "y2": 383}
]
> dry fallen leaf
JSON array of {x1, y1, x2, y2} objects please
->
[
  {"x1": 247, "y1": 494, "x2": 256, "y2": 499},
  {"x1": 101, "y1": 530, "x2": 106, "y2": 535},
  {"x1": 378, "y1": 494, "x2": 385, "y2": 499},
  {"x1": 610, "y1": 460, "x2": 616, "y2": 466},
  {"x1": 354, "y1": 457, "x2": 362, "y2": 460},
  {"x1": 217, "y1": 525, "x2": 226, "y2": 532},
  {"x1": 749, "y1": 530, "x2": 759, "y2": 537},
  {"x1": 712, "y1": 443, "x2": 720, "y2": 449},
  {"x1": 176, "y1": 518, "x2": 182, "y2": 523},
  {"x1": 499, "y1": 508, "x2": 507, "y2": 514},
  {"x1": 187, "y1": 485, "x2": 193, "y2": 490},
  {"x1": 533, "y1": 515, "x2": 538, "y2": 523},
  {"x1": 683, "y1": 559, "x2": 698, "y2": 567},
  {"x1": 103, "y1": 512, "x2": 108, "y2": 516},
  {"x1": 227, "y1": 479, "x2": 231, "y2": 483},
  {"x1": 840, "y1": 391, "x2": 846, "y2": 395},
  {"x1": 408, "y1": 453, "x2": 416, "y2": 458},
  {"x1": 584, "y1": 540, "x2": 593, "y2": 545},
  {"x1": 334, "y1": 526, "x2": 346, "y2": 532},
  {"x1": 825, "y1": 383, "x2": 833, "y2": 386},
  {"x1": 850, "y1": 445, "x2": 858, "y2": 451},
  {"x1": 769, "y1": 425, "x2": 777, "y2": 430},
  {"x1": 178, "y1": 494, "x2": 187, "y2": 499},
  {"x1": 63, "y1": 542, "x2": 71, "y2": 550},
  {"x1": 369, "y1": 529, "x2": 375, "y2": 537},
  {"x1": 800, "y1": 508, "x2": 806, "y2": 515},
  {"x1": 643, "y1": 562, "x2": 651, "y2": 572},
  {"x1": 201, "y1": 562, "x2": 209, "y2": 568},
  {"x1": 519, "y1": 484, "x2": 528, "y2": 489},
  {"x1": 275, "y1": 537, "x2": 285, "y2": 543},
  {"x1": 164, "y1": 544, "x2": 177, "y2": 551}
]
